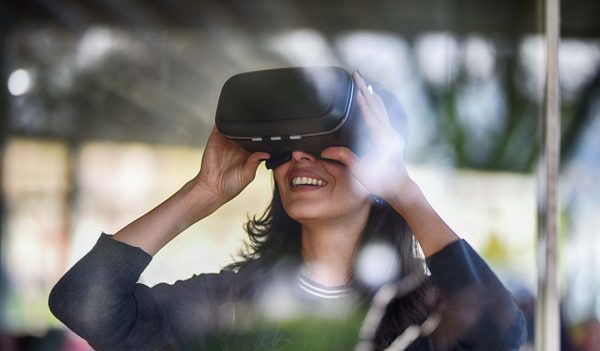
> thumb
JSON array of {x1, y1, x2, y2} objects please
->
[{"x1": 242, "y1": 152, "x2": 270, "y2": 179}]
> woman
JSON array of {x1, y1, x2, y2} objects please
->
[{"x1": 49, "y1": 71, "x2": 525, "y2": 350}]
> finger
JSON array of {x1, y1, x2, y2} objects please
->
[
  {"x1": 352, "y1": 72, "x2": 392, "y2": 127},
  {"x1": 243, "y1": 152, "x2": 270, "y2": 177},
  {"x1": 208, "y1": 126, "x2": 232, "y2": 147},
  {"x1": 320, "y1": 147, "x2": 360, "y2": 174},
  {"x1": 352, "y1": 71, "x2": 375, "y2": 104},
  {"x1": 356, "y1": 90, "x2": 386, "y2": 138},
  {"x1": 352, "y1": 71, "x2": 370, "y2": 93},
  {"x1": 370, "y1": 93, "x2": 390, "y2": 123},
  {"x1": 210, "y1": 126, "x2": 223, "y2": 138},
  {"x1": 356, "y1": 90, "x2": 379, "y2": 128},
  {"x1": 248, "y1": 151, "x2": 270, "y2": 166},
  {"x1": 352, "y1": 72, "x2": 382, "y2": 117},
  {"x1": 206, "y1": 126, "x2": 217, "y2": 144}
]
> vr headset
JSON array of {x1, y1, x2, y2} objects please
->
[{"x1": 215, "y1": 66, "x2": 406, "y2": 169}]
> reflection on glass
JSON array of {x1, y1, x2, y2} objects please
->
[{"x1": 0, "y1": 4, "x2": 598, "y2": 350}]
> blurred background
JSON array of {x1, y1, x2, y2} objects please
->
[{"x1": 0, "y1": 0, "x2": 598, "y2": 350}]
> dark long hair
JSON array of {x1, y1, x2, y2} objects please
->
[{"x1": 226, "y1": 181, "x2": 423, "y2": 274}]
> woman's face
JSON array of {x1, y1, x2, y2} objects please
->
[{"x1": 273, "y1": 150, "x2": 372, "y2": 224}]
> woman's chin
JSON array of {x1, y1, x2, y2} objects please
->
[
  {"x1": 282, "y1": 195, "x2": 372, "y2": 224},
  {"x1": 283, "y1": 202, "x2": 332, "y2": 222}
]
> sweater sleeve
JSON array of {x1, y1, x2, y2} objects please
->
[
  {"x1": 426, "y1": 239, "x2": 526, "y2": 351},
  {"x1": 48, "y1": 234, "x2": 237, "y2": 351}
]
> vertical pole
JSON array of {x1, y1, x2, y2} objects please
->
[
  {"x1": 536, "y1": 0, "x2": 560, "y2": 349},
  {"x1": 0, "y1": 30, "x2": 9, "y2": 338}
]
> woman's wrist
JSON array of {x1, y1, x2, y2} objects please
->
[
  {"x1": 181, "y1": 178, "x2": 226, "y2": 224},
  {"x1": 386, "y1": 176, "x2": 422, "y2": 213},
  {"x1": 387, "y1": 177, "x2": 460, "y2": 257}
]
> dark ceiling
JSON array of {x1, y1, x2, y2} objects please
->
[{"x1": 1, "y1": 0, "x2": 598, "y2": 38}]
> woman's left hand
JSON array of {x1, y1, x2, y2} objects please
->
[{"x1": 321, "y1": 71, "x2": 412, "y2": 204}]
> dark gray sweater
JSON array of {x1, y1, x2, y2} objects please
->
[{"x1": 49, "y1": 235, "x2": 526, "y2": 350}]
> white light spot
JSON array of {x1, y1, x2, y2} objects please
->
[
  {"x1": 463, "y1": 36, "x2": 496, "y2": 79},
  {"x1": 355, "y1": 243, "x2": 400, "y2": 287},
  {"x1": 267, "y1": 29, "x2": 339, "y2": 66},
  {"x1": 114, "y1": 147, "x2": 156, "y2": 208},
  {"x1": 257, "y1": 278, "x2": 301, "y2": 322},
  {"x1": 518, "y1": 35, "x2": 545, "y2": 102},
  {"x1": 76, "y1": 27, "x2": 119, "y2": 68},
  {"x1": 335, "y1": 31, "x2": 414, "y2": 86},
  {"x1": 8, "y1": 69, "x2": 32, "y2": 96},
  {"x1": 559, "y1": 40, "x2": 600, "y2": 99},
  {"x1": 415, "y1": 32, "x2": 460, "y2": 87}
]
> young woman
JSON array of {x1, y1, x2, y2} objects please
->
[{"x1": 49, "y1": 72, "x2": 525, "y2": 350}]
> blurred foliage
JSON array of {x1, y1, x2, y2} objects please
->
[
  {"x1": 199, "y1": 306, "x2": 367, "y2": 351},
  {"x1": 427, "y1": 57, "x2": 598, "y2": 172},
  {"x1": 481, "y1": 233, "x2": 510, "y2": 266}
]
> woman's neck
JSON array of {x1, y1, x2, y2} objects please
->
[{"x1": 299, "y1": 209, "x2": 370, "y2": 286}]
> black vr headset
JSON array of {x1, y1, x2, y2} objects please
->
[{"x1": 215, "y1": 66, "x2": 406, "y2": 169}]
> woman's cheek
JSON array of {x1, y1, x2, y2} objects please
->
[{"x1": 273, "y1": 166, "x2": 290, "y2": 191}]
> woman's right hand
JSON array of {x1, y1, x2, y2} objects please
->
[{"x1": 193, "y1": 127, "x2": 270, "y2": 206}]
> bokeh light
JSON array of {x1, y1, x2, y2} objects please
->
[
  {"x1": 7, "y1": 69, "x2": 33, "y2": 96},
  {"x1": 355, "y1": 243, "x2": 400, "y2": 288}
]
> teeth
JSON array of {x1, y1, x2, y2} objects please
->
[{"x1": 291, "y1": 176, "x2": 327, "y2": 187}]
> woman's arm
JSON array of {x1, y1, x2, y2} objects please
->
[
  {"x1": 322, "y1": 71, "x2": 525, "y2": 349},
  {"x1": 49, "y1": 127, "x2": 268, "y2": 349},
  {"x1": 113, "y1": 127, "x2": 269, "y2": 255},
  {"x1": 49, "y1": 234, "x2": 240, "y2": 350},
  {"x1": 386, "y1": 179, "x2": 459, "y2": 257},
  {"x1": 426, "y1": 239, "x2": 526, "y2": 350}
]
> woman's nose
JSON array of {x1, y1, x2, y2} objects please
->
[{"x1": 291, "y1": 150, "x2": 317, "y2": 163}]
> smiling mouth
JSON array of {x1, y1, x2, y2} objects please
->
[{"x1": 290, "y1": 176, "x2": 328, "y2": 188}]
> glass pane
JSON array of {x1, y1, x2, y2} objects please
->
[{"x1": 1, "y1": 2, "x2": 598, "y2": 350}]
